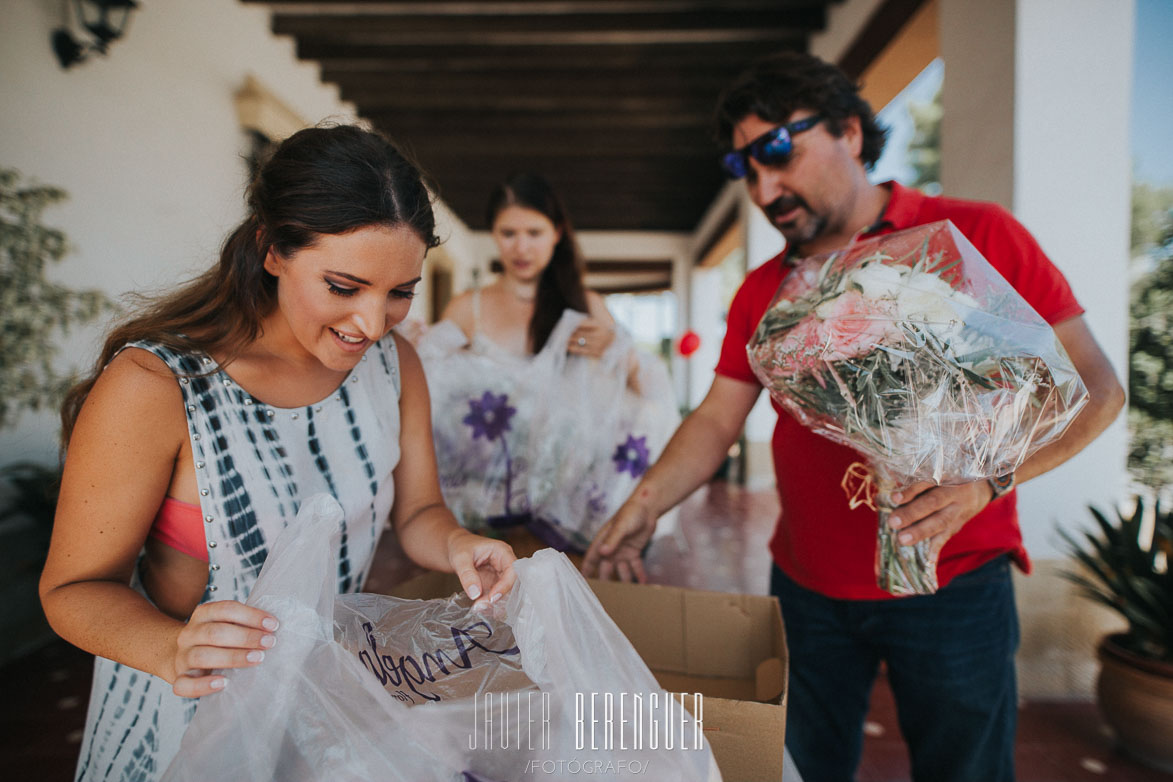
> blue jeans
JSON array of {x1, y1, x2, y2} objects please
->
[{"x1": 771, "y1": 556, "x2": 1019, "y2": 782}]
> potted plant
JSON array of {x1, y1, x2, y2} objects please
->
[
  {"x1": 1, "y1": 167, "x2": 113, "y2": 663},
  {"x1": 0, "y1": 461, "x2": 62, "y2": 664},
  {"x1": 1060, "y1": 498, "x2": 1173, "y2": 772}
]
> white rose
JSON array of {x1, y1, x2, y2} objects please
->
[{"x1": 845, "y1": 261, "x2": 905, "y2": 300}]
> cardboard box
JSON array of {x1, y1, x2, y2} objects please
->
[{"x1": 389, "y1": 571, "x2": 788, "y2": 781}]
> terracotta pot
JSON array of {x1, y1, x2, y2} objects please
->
[{"x1": 1097, "y1": 633, "x2": 1173, "y2": 773}]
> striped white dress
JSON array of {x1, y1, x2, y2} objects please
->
[{"x1": 74, "y1": 335, "x2": 402, "y2": 782}]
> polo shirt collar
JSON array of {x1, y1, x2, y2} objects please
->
[{"x1": 868, "y1": 180, "x2": 924, "y2": 233}]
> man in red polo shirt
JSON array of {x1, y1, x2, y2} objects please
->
[{"x1": 583, "y1": 52, "x2": 1124, "y2": 781}]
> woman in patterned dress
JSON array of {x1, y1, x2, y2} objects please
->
[{"x1": 39, "y1": 125, "x2": 516, "y2": 782}]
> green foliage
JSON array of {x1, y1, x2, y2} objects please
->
[
  {"x1": 1128, "y1": 202, "x2": 1173, "y2": 492},
  {"x1": 0, "y1": 168, "x2": 118, "y2": 430},
  {"x1": 1060, "y1": 499, "x2": 1173, "y2": 662},
  {"x1": 1129, "y1": 228, "x2": 1173, "y2": 421},
  {"x1": 906, "y1": 84, "x2": 942, "y2": 193},
  {"x1": 1127, "y1": 410, "x2": 1173, "y2": 493},
  {"x1": 1131, "y1": 181, "x2": 1173, "y2": 254}
]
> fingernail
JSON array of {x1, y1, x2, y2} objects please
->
[
  {"x1": 247, "y1": 651, "x2": 265, "y2": 663},
  {"x1": 899, "y1": 533, "x2": 913, "y2": 545},
  {"x1": 210, "y1": 678, "x2": 227, "y2": 690},
  {"x1": 467, "y1": 584, "x2": 482, "y2": 600},
  {"x1": 473, "y1": 600, "x2": 488, "y2": 611},
  {"x1": 260, "y1": 634, "x2": 276, "y2": 649},
  {"x1": 888, "y1": 515, "x2": 902, "y2": 529},
  {"x1": 490, "y1": 593, "x2": 501, "y2": 604},
  {"x1": 262, "y1": 617, "x2": 279, "y2": 631}
]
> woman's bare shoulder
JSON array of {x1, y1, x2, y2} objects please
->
[
  {"x1": 389, "y1": 329, "x2": 422, "y2": 373},
  {"x1": 77, "y1": 348, "x2": 187, "y2": 449},
  {"x1": 441, "y1": 290, "x2": 476, "y2": 330}
]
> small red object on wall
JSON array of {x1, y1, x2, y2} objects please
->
[{"x1": 677, "y1": 330, "x2": 701, "y2": 357}]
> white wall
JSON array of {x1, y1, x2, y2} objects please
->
[
  {"x1": 0, "y1": 0, "x2": 476, "y2": 464},
  {"x1": 938, "y1": 0, "x2": 1132, "y2": 557},
  {"x1": 1010, "y1": 0, "x2": 1133, "y2": 556}
]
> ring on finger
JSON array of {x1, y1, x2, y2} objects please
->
[{"x1": 577, "y1": 336, "x2": 587, "y2": 347}]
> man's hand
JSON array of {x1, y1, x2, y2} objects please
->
[
  {"x1": 887, "y1": 480, "x2": 994, "y2": 563},
  {"x1": 582, "y1": 498, "x2": 657, "y2": 583}
]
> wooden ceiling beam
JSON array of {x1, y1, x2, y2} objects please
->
[
  {"x1": 273, "y1": 10, "x2": 825, "y2": 39},
  {"x1": 584, "y1": 260, "x2": 674, "y2": 274},
  {"x1": 432, "y1": 186, "x2": 723, "y2": 207},
  {"x1": 366, "y1": 109, "x2": 715, "y2": 130},
  {"x1": 414, "y1": 159, "x2": 722, "y2": 185},
  {"x1": 283, "y1": 29, "x2": 805, "y2": 47},
  {"x1": 242, "y1": 0, "x2": 838, "y2": 231},
  {"x1": 434, "y1": 199, "x2": 720, "y2": 228},
  {"x1": 394, "y1": 138, "x2": 716, "y2": 159},
  {"x1": 274, "y1": 9, "x2": 825, "y2": 34},
  {"x1": 252, "y1": 1, "x2": 819, "y2": 13},
  {"x1": 300, "y1": 40, "x2": 801, "y2": 69},
  {"x1": 347, "y1": 91, "x2": 716, "y2": 112},
  {"x1": 326, "y1": 70, "x2": 732, "y2": 96}
]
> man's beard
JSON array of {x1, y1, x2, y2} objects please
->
[{"x1": 765, "y1": 194, "x2": 826, "y2": 250}]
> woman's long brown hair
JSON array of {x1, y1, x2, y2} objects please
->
[
  {"x1": 485, "y1": 173, "x2": 588, "y2": 353},
  {"x1": 60, "y1": 124, "x2": 439, "y2": 449}
]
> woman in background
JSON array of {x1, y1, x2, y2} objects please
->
[
  {"x1": 418, "y1": 173, "x2": 679, "y2": 558},
  {"x1": 40, "y1": 125, "x2": 515, "y2": 782},
  {"x1": 442, "y1": 172, "x2": 625, "y2": 367}
]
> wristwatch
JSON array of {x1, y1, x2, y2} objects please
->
[{"x1": 987, "y1": 473, "x2": 1016, "y2": 501}]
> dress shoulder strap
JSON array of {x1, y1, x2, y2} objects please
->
[
  {"x1": 367, "y1": 333, "x2": 402, "y2": 397},
  {"x1": 116, "y1": 338, "x2": 208, "y2": 379}
]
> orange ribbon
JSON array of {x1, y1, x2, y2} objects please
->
[{"x1": 841, "y1": 462, "x2": 878, "y2": 511}]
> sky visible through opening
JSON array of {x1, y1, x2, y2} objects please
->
[
  {"x1": 870, "y1": 58, "x2": 943, "y2": 187},
  {"x1": 1132, "y1": 0, "x2": 1173, "y2": 188},
  {"x1": 873, "y1": 1, "x2": 1172, "y2": 190}
]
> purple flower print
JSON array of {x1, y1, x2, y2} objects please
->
[
  {"x1": 612, "y1": 435, "x2": 650, "y2": 478},
  {"x1": 463, "y1": 391, "x2": 516, "y2": 442},
  {"x1": 464, "y1": 390, "x2": 519, "y2": 514},
  {"x1": 587, "y1": 482, "x2": 608, "y2": 518}
]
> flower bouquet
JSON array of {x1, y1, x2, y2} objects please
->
[{"x1": 747, "y1": 220, "x2": 1088, "y2": 595}]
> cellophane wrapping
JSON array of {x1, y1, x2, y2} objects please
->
[
  {"x1": 416, "y1": 309, "x2": 680, "y2": 554},
  {"x1": 747, "y1": 220, "x2": 1088, "y2": 595},
  {"x1": 161, "y1": 495, "x2": 719, "y2": 782}
]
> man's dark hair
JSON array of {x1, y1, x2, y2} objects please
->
[{"x1": 715, "y1": 51, "x2": 889, "y2": 169}]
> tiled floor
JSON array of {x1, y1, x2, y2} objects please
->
[{"x1": 2, "y1": 481, "x2": 1168, "y2": 781}]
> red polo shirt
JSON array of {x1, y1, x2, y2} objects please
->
[{"x1": 716, "y1": 182, "x2": 1085, "y2": 600}]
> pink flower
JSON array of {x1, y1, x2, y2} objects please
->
[
  {"x1": 816, "y1": 290, "x2": 899, "y2": 361},
  {"x1": 776, "y1": 258, "x2": 823, "y2": 301}
]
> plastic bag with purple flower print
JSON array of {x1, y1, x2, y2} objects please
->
[{"x1": 416, "y1": 309, "x2": 679, "y2": 554}]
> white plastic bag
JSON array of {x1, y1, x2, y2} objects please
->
[{"x1": 161, "y1": 495, "x2": 720, "y2": 782}]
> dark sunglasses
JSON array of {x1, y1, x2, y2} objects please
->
[{"x1": 720, "y1": 115, "x2": 824, "y2": 179}]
